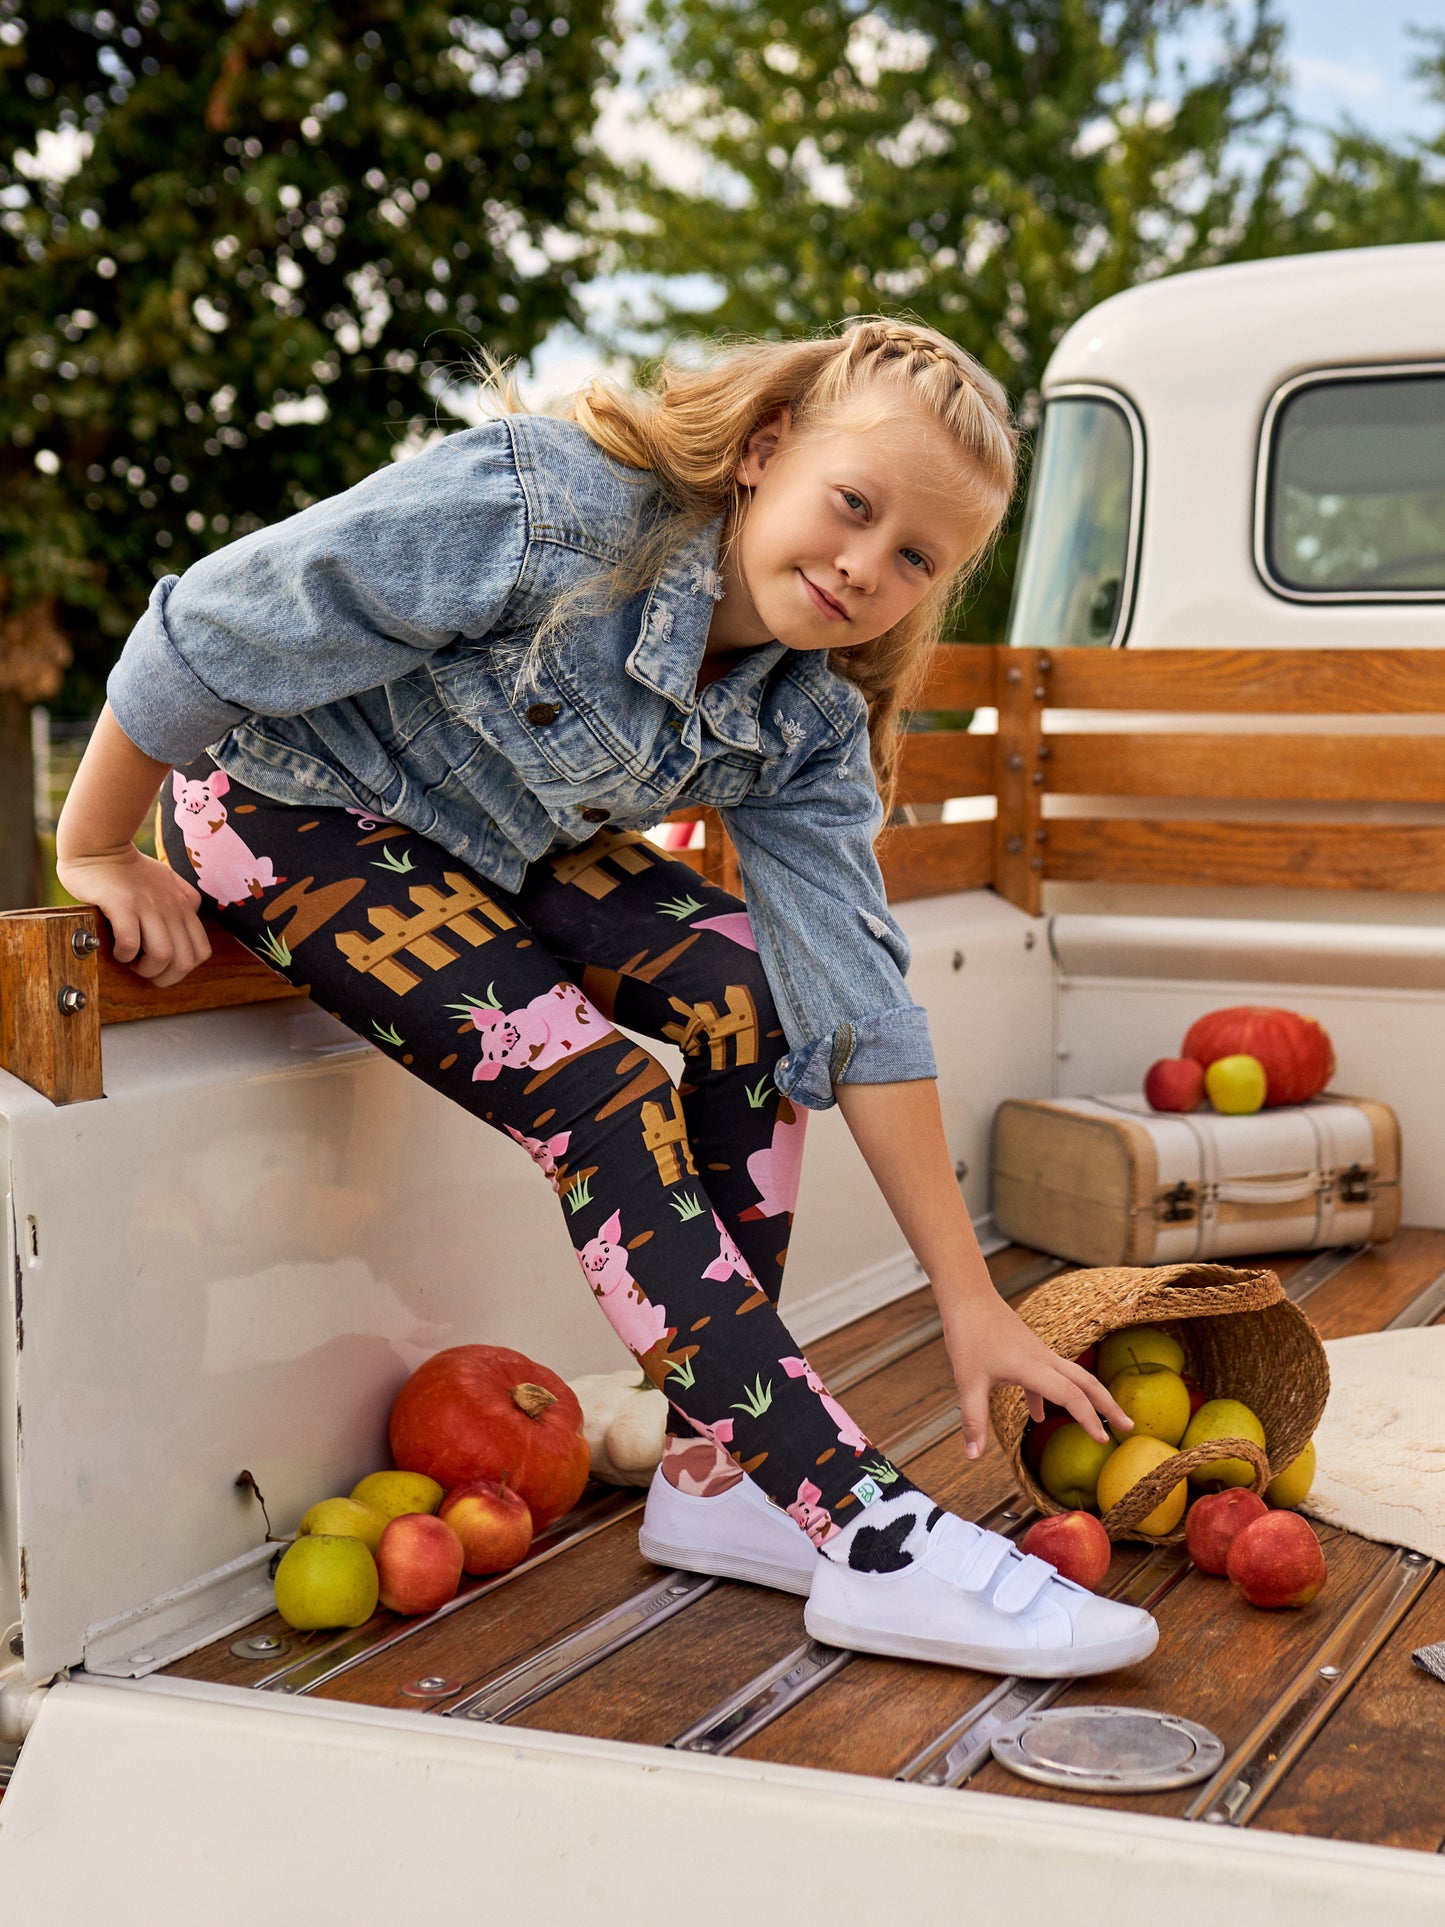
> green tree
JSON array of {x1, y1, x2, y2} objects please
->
[
  {"x1": 0, "y1": 0, "x2": 612, "y2": 906},
  {"x1": 605, "y1": 0, "x2": 1298, "y2": 640}
]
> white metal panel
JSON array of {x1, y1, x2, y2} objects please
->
[
  {"x1": 1036, "y1": 240, "x2": 1445, "y2": 650},
  {"x1": 3, "y1": 1674, "x2": 1442, "y2": 1925},
  {"x1": 0, "y1": 889, "x2": 1050, "y2": 1681}
]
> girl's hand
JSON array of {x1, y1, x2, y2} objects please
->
[
  {"x1": 942, "y1": 1288, "x2": 1133, "y2": 1461},
  {"x1": 55, "y1": 846, "x2": 212, "y2": 989}
]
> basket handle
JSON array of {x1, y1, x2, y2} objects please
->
[{"x1": 1098, "y1": 1436, "x2": 1270, "y2": 1541}]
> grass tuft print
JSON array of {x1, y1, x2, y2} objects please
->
[
  {"x1": 744, "y1": 1076, "x2": 776, "y2": 1109},
  {"x1": 657, "y1": 893, "x2": 704, "y2": 920},
  {"x1": 563, "y1": 1174, "x2": 594, "y2": 1215},
  {"x1": 256, "y1": 928, "x2": 292, "y2": 970},
  {"x1": 445, "y1": 983, "x2": 504, "y2": 1019},
  {"x1": 666, "y1": 1354, "x2": 696, "y2": 1390},
  {"x1": 730, "y1": 1374, "x2": 774, "y2": 1420},
  {"x1": 670, "y1": 1190, "x2": 705, "y2": 1221},
  {"x1": 371, "y1": 1020, "x2": 405, "y2": 1048},
  {"x1": 371, "y1": 844, "x2": 416, "y2": 874}
]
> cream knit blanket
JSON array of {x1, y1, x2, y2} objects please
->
[{"x1": 1302, "y1": 1327, "x2": 1445, "y2": 1563}]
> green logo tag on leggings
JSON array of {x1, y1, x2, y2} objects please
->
[{"x1": 850, "y1": 1475, "x2": 883, "y2": 1508}]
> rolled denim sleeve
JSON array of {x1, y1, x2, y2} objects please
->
[
  {"x1": 106, "y1": 422, "x2": 528, "y2": 765},
  {"x1": 722, "y1": 707, "x2": 937, "y2": 1112}
]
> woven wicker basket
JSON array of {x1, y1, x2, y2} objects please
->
[{"x1": 989, "y1": 1261, "x2": 1330, "y2": 1545}]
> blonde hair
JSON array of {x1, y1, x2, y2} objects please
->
[{"x1": 476, "y1": 319, "x2": 1017, "y2": 821}]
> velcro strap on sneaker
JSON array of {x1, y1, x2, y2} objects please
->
[
  {"x1": 951, "y1": 1531, "x2": 1015, "y2": 1595},
  {"x1": 991, "y1": 1553, "x2": 1057, "y2": 1616}
]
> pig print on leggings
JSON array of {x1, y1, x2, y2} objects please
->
[
  {"x1": 780, "y1": 1356, "x2": 870, "y2": 1454},
  {"x1": 577, "y1": 1209, "x2": 670, "y2": 1355},
  {"x1": 172, "y1": 770, "x2": 281, "y2": 907},
  {"x1": 471, "y1": 982, "x2": 613, "y2": 1082}
]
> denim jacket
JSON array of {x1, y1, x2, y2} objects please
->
[{"x1": 106, "y1": 413, "x2": 937, "y2": 1109}]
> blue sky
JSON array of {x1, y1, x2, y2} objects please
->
[{"x1": 1268, "y1": 0, "x2": 1440, "y2": 140}]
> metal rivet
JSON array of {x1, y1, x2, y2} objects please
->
[
  {"x1": 524, "y1": 702, "x2": 560, "y2": 726},
  {"x1": 1318, "y1": 1665, "x2": 1342, "y2": 1679},
  {"x1": 8, "y1": 1631, "x2": 22, "y2": 1658},
  {"x1": 1038, "y1": 656, "x2": 1052, "y2": 672},
  {"x1": 951, "y1": 949, "x2": 965, "y2": 972},
  {"x1": 129, "y1": 1653, "x2": 155, "y2": 1667},
  {"x1": 1031, "y1": 857, "x2": 1044, "y2": 872},
  {"x1": 1006, "y1": 666, "x2": 1023, "y2": 685},
  {"x1": 1006, "y1": 753, "x2": 1023, "y2": 772},
  {"x1": 71, "y1": 930, "x2": 101, "y2": 957},
  {"x1": 1201, "y1": 1811, "x2": 1231, "y2": 1826},
  {"x1": 230, "y1": 1631, "x2": 293, "y2": 1661},
  {"x1": 402, "y1": 1675, "x2": 460, "y2": 1698},
  {"x1": 1023, "y1": 930, "x2": 1037, "y2": 950},
  {"x1": 1036, "y1": 742, "x2": 1051, "y2": 759},
  {"x1": 1005, "y1": 835, "x2": 1024, "y2": 855},
  {"x1": 580, "y1": 806, "x2": 611, "y2": 823},
  {"x1": 57, "y1": 985, "x2": 88, "y2": 1014},
  {"x1": 1033, "y1": 685, "x2": 1047, "y2": 701},
  {"x1": 1035, "y1": 828, "x2": 1048, "y2": 843},
  {"x1": 1032, "y1": 770, "x2": 1046, "y2": 785},
  {"x1": 1404, "y1": 1552, "x2": 1428, "y2": 1566}
]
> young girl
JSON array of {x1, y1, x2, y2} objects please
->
[{"x1": 55, "y1": 318, "x2": 1153, "y2": 1677}]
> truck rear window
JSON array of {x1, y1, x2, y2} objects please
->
[
  {"x1": 1261, "y1": 370, "x2": 1445, "y2": 598},
  {"x1": 1006, "y1": 392, "x2": 1140, "y2": 650}
]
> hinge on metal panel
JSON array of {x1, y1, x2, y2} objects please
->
[{"x1": 1156, "y1": 1181, "x2": 1197, "y2": 1224}]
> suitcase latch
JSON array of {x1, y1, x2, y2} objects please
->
[
  {"x1": 1157, "y1": 1180, "x2": 1197, "y2": 1223},
  {"x1": 1338, "y1": 1163, "x2": 1374, "y2": 1205}
]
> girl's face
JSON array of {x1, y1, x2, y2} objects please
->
[{"x1": 710, "y1": 398, "x2": 1000, "y2": 655}]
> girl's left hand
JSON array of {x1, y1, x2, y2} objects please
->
[{"x1": 940, "y1": 1289, "x2": 1133, "y2": 1461}]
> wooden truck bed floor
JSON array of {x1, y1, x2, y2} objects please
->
[{"x1": 159, "y1": 1234, "x2": 1445, "y2": 1858}]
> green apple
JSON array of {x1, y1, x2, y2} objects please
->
[
  {"x1": 1096, "y1": 1325, "x2": 1186, "y2": 1383},
  {"x1": 1204, "y1": 1054, "x2": 1267, "y2": 1115},
  {"x1": 1265, "y1": 1440, "x2": 1316, "y2": 1509},
  {"x1": 298, "y1": 1496, "x2": 389, "y2": 1555},
  {"x1": 1182, "y1": 1397, "x2": 1267, "y2": 1488},
  {"x1": 273, "y1": 1534, "x2": 379, "y2": 1630},
  {"x1": 1108, "y1": 1365, "x2": 1191, "y2": 1447},
  {"x1": 1039, "y1": 1422, "x2": 1115, "y2": 1510}
]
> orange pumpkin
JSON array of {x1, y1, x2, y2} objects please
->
[
  {"x1": 1180, "y1": 1006, "x2": 1335, "y2": 1108},
  {"x1": 389, "y1": 1345, "x2": 591, "y2": 1531}
]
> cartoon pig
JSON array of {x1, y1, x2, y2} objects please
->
[
  {"x1": 172, "y1": 770, "x2": 280, "y2": 908},
  {"x1": 503, "y1": 1125, "x2": 571, "y2": 1192},
  {"x1": 786, "y1": 1477, "x2": 836, "y2": 1547},
  {"x1": 744, "y1": 1103, "x2": 808, "y2": 1219},
  {"x1": 471, "y1": 982, "x2": 613, "y2": 1082},
  {"x1": 577, "y1": 1208, "x2": 669, "y2": 1355},
  {"x1": 685, "y1": 1414, "x2": 736, "y2": 1452},
  {"x1": 780, "y1": 1355, "x2": 870, "y2": 1454},
  {"x1": 702, "y1": 1211, "x2": 752, "y2": 1285}
]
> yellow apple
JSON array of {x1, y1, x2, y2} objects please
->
[
  {"x1": 1182, "y1": 1398, "x2": 1267, "y2": 1488},
  {"x1": 1204, "y1": 1054, "x2": 1267, "y2": 1115},
  {"x1": 273, "y1": 1534, "x2": 379, "y2": 1631},
  {"x1": 298, "y1": 1496, "x2": 389, "y2": 1555},
  {"x1": 349, "y1": 1470, "x2": 445, "y2": 1519},
  {"x1": 1095, "y1": 1435, "x2": 1187, "y2": 1536},
  {"x1": 1265, "y1": 1440, "x2": 1316, "y2": 1510},
  {"x1": 1038, "y1": 1422, "x2": 1115, "y2": 1510},
  {"x1": 1108, "y1": 1365, "x2": 1191, "y2": 1447},
  {"x1": 1096, "y1": 1325, "x2": 1186, "y2": 1383}
]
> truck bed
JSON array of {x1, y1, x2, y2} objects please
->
[{"x1": 151, "y1": 1233, "x2": 1445, "y2": 1858}]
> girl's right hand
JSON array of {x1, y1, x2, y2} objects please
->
[{"x1": 55, "y1": 846, "x2": 212, "y2": 989}]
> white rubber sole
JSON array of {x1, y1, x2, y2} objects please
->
[
  {"x1": 637, "y1": 1527, "x2": 817, "y2": 1597},
  {"x1": 802, "y1": 1605, "x2": 1160, "y2": 1678}
]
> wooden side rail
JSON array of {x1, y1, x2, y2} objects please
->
[{"x1": 8, "y1": 643, "x2": 1445, "y2": 1103}]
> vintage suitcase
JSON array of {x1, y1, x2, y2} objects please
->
[{"x1": 991, "y1": 1091, "x2": 1401, "y2": 1267}]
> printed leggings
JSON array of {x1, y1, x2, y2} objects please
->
[{"x1": 161, "y1": 756, "x2": 918, "y2": 1551}]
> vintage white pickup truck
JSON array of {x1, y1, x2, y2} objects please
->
[{"x1": 1, "y1": 240, "x2": 1443, "y2": 1921}]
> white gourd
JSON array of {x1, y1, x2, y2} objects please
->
[{"x1": 567, "y1": 1369, "x2": 668, "y2": 1486}]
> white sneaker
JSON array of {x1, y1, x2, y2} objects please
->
[
  {"x1": 638, "y1": 1468, "x2": 818, "y2": 1595},
  {"x1": 804, "y1": 1512, "x2": 1159, "y2": 1678}
]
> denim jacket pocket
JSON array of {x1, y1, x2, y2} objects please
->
[{"x1": 431, "y1": 645, "x2": 625, "y2": 787}]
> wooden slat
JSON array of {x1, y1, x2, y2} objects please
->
[
  {"x1": 1047, "y1": 647, "x2": 1445, "y2": 714},
  {"x1": 994, "y1": 648, "x2": 1047, "y2": 915},
  {"x1": 915, "y1": 643, "x2": 999, "y2": 712},
  {"x1": 0, "y1": 906, "x2": 103, "y2": 1104},
  {"x1": 1045, "y1": 819, "x2": 1445, "y2": 893},
  {"x1": 1048, "y1": 732, "x2": 1445, "y2": 803},
  {"x1": 877, "y1": 820, "x2": 993, "y2": 902},
  {"x1": 97, "y1": 920, "x2": 301, "y2": 1024},
  {"x1": 894, "y1": 732, "x2": 993, "y2": 805}
]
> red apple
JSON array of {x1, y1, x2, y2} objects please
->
[
  {"x1": 1185, "y1": 1488, "x2": 1268, "y2": 1575},
  {"x1": 1226, "y1": 1511, "x2": 1328, "y2": 1609},
  {"x1": 438, "y1": 1477, "x2": 534, "y2": 1576},
  {"x1": 1073, "y1": 1344, "x2": 1098, "y2": 1372},
  {"x1": 1023, "y1": 1411, "x2": 1071, "y2": 1476},
  {"x1": 1182, "y1": 1376, "x2": 1209, "y2": 1416},
  {"x1": 375, "y1": 1512, "x2": 465, "y2": 1615},
  {"x1": 1020, "y1": 1511, "x2": 1113, "y2": 1592},
  {"x1": 1144, "y1": 1057, "x2": 1206, "y2": 1112}
]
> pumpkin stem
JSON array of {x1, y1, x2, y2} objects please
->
[{"x1": 511, "y1": 1382, "x2": 558, "y2": 1421}]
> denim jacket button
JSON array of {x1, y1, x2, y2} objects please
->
[
  {"x1": 525, "y1": 701, "x2": 561, "y2": 726},
  {"x1": 579, "y1": 806, "x2": 611, "y2": 823}
]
